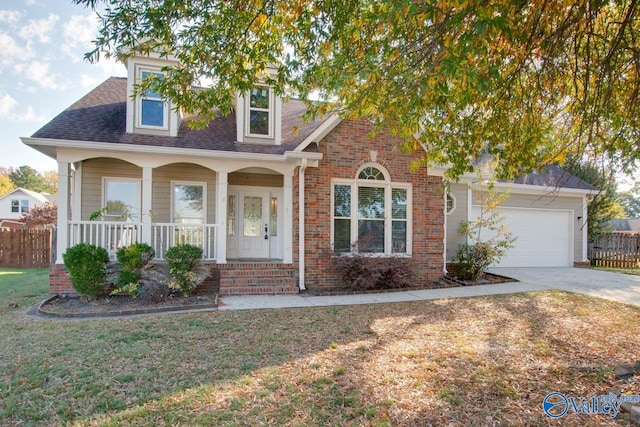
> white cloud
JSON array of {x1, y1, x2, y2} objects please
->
[
  {"x1": 0, "y1": 33, "x2": 34, "y2": 69},
  {"x1": 18, "y1": 13, "x2": 59, "y2": 43},
  {"x1": 0, "y1": 93, "x2": 18, "y2": 118},
  {"x1": 0, "y1": 9, "x2": 22, "y2": 25},
  {"x1": 14, "y1": 61, "x2": 60, "y2": 90},
  {"x1": 0, "y1": 92, "x2": 46, "y2": 122},
  {"x1": 80, "y1": 73, "x2": 101, "y2": 88},
  {"x1": 62, "y1": 13, "x2": 98, "y2": 62}
]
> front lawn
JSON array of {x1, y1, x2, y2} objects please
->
[
  {"x1": 594, "y1": 266, "x2": 640, "y2": 276},
  {"x1": 1, "y1": 269, "x2": 639, "y2": 426}
]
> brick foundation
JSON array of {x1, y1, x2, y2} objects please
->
[
  {"x1": 574, "y1": 261, "x2": 591, "y2": 268},
  {"x1": 49, "y1": 263, "x2": 76, "y2": 296}
]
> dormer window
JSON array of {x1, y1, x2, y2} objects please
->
[
  {"x1": 138, "y1": 69, "x2": 167, "y2": 129},
  {"x1": 246, "y1": 86, "x2": 273, "y2": 138},
  {"x1": 125, "y1": 55, "x2": 180, "y2": 137}
]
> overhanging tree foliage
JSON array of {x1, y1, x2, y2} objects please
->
[
  {"x1": 563, "y1": 155, "x2": 625, "y2": 239},
  {"x1": 76, "y1": 0, "x2": 640, "y2": 179}
]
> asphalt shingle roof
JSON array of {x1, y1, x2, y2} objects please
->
[{"x1": 32, "y1": 77, "x2": 326, "y2": 155}]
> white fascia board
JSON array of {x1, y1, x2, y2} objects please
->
[
  {"x1": 472, "y1": 180, "x2": 597, "y2": 197},
  {"x1": 293, "y1": 113, "x2": 342, "y2": 152},
  {"x1": 283, "y1": 150, "x2": 322, "y2": 166},
  {"x1": 426, "y1": 164, "x2": 448, "y2": 177},
  {"x1": 23, "y1": 137, "x2": 324, "y2": 167}
]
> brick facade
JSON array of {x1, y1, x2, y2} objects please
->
[{"x1": 298, "y1": 119, "x2": 445, "y2": 291}]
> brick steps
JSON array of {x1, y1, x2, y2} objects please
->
[{"x1": 215, "y1": 263, "x2": 299, "y2": 296}]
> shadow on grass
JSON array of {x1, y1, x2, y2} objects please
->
[{"x1": 2, "y1": 290, "x2": 639, "y2": 426}]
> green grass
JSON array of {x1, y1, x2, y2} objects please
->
[
  {"x1": 0, "y1": 269, "x2": 639, "y2": 426},
  {"x1": 0, "y1": 268, "x2": 48, "y2": 302},
  {"x1": 594, "y1": 266, "x2": 640, "y2": 276}
]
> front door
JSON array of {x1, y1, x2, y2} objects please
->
[{"x1": 238, "y1": 191, "x2": 270, "y2": 259}]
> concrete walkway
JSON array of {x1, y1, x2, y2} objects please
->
[{"x1": 218, "y1": 268, "x2": 640, "y2": 311}]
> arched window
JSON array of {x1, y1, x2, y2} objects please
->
[{"x1": 332, "y1": 164, "x2": 412, "y2": 254}]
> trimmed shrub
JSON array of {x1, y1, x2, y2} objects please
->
[
  {"x1": 115, "y1": 242, "x2": 155, "y2": 287},
  {"x1": 455, "y1": 242, "x2": 495, "y2": 281},
  {"x1": 62, "y1": 243, "x2": 110, "y2": 297},
  {"x1": 165, "y1": 244, "x2": 204, "y2": 296},
  {"x1": 332, "y1": 254, "x2": 413, "y2": 291}
]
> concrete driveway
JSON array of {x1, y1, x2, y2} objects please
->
[{"x1": 489, "y1": 267, "x2": 640, "y2": 307}]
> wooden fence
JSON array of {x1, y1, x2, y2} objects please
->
[
  {"x1": 0, "y1": 229, "x2": 52, "y2": 268},
  {"x1": 588, "y1": 233, "x2": 640, "y2": 269}
]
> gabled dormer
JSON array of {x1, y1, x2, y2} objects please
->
[
  {"x1": 125, "y1": 53, "x2": 181, "y2": 137},
  {"x1": 236, "y1": 66, "x2": 282, "y2": 145}
]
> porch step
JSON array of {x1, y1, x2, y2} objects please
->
[{"x1": 216, "y1": 263, "x2": 299, "y2": 296}]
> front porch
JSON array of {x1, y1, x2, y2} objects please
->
[
  {"x1": 68, "y1": 221, "x2": 219, "y2": 261},
  {"x1": 51, "y1": 155, "x2": 310, "y2": 296},
  {"x1": 66, "y1": 222, "x2": 298, "y2": 294}
]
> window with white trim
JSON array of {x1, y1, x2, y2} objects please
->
[
  {"x1": 446, "y1": 193, "x2": 456, "y2": 214},
  {"x1": 138, "y1": 69, "x2": 167, "y2": 129},
  {"x1": 103, "y1": 179, "x2": 141, "y2": 221},
  {"x1": 332, "y1": 165, "x2": 411, "y2": 254},
  {"x1": 10, "y1": 199, "x2": 29, "y2": 213},
  {"x1": 172, "y1": 182, "x2": 206, "y2": 224},
  {"x1": 246, "y1": 86, "x2": 272, "y2": 137}
]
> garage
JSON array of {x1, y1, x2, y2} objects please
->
[{"x1": 471, "y1": 206, "x2": 573, "y2": 267}]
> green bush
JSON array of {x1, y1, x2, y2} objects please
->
[
  {"x1": 115, "y1": 243, "x2": 155, "y2": 287},
  {"x1": 455, "y1": 242, "x2": 495, "y2": 281},
  {"x1": 165, "y1": 244, "x2": 203, "y2": 296},
  {"x1": 62, "y1": 243, "x2": 110, "y2": 297}
]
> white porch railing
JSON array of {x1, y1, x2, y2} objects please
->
[
  {"x1": 152, "y1": 223, "x2": 218, "y2": 261},
  {"x1": 69, "y1": 221, "x2": 142, "y2": 258},
  {"x1": 68, "y1": 221, "x2": 218, "y2": 261}
]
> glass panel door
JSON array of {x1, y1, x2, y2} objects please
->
[{"x1": 238, "y1": 192, "x2": 270, "y2": 259}]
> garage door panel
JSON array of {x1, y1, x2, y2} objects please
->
[{"x1": 471, "y1": 207, "x2": 572, "y2": 267}]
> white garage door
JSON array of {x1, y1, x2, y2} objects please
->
[{"x1": 471, "y1": 207, "x2": 572, "y2": 267}]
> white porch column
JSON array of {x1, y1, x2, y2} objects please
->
[
  {"x1": 56, "y1": 161, "x2": 70, "y2": 263},
  {"x1": 141, "y1": 167, "x2": 153, "y2": 245},
  {"x1": 71, "y1": 162, "x2": 82, "y2": 221},
  {"x1": 216, "y1": 171, "x2": 228, "y2": 263},
  {"x1": 283, "y1": 171, "x2": 294, "y2": 264}
]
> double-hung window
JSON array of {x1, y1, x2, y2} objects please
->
[
  {"x1": 246, "y1": 86, "x2": 272, "y2": 137},
  {"x1": 332, "y1": 165, "x2": 411, "y2": 255},
  {"x1": 138, "y1": 69, "x2": 167, "y2": 129}
]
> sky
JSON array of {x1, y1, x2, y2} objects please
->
[{"x1": 0, "y1": 1, "x2": 126, "y2": 173}]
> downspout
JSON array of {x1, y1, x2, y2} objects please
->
[
  {"x1": 443, "y1": 188, "x2": 448, "y2": 274},
  {"x1": 298, "y1": 158, "x2": 308, "y2": 291}
]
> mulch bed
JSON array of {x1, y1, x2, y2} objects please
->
[
  {"x1": 37, "y1": 273, "x2": 516, "y2": 317},
  {"x1": 38, "y1": 293, "x2": 218, "y2": 318},
  {"x1": 303, "y1": 272, "x2": 517, "y2": 296}
]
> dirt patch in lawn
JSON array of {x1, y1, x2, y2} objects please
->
[{"x1": 37, "y1": 293, "x2": 218, "y2": 318}]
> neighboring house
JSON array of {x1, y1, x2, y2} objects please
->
[
  {"x1": 609, "y1": 218, "x2": 640, "y2": 234},
  {"x1": 22, "y1": 52, "x2": 595, "y2": 296},
  {"x1": 0, "y1": 187, "x2": 49, "y2": 221}
]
